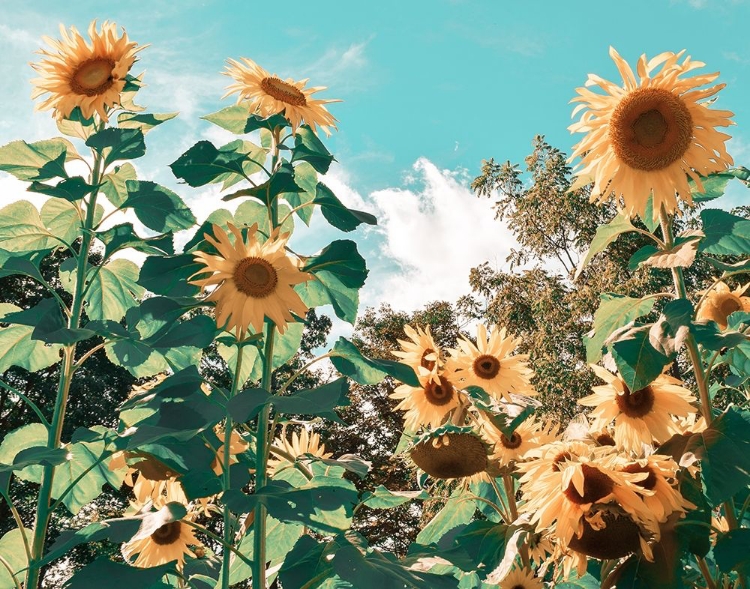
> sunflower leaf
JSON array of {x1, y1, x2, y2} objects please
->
[
  {"x1": 84, "y1": 258, "x2": 144, "y2": 322},
  {"x1": 117, "y1": 111, "x2": 178, "y2": 134},
  {"x1": 138, "y1": 253, "x2": 203, "y2": 298},
  {"x1": 28, "y1": 176, "x2": 96, "y2": 202},
  {"x1": 170, "y1": 139, "x2": 266, "y2": 188},
  {"x1": 0, "y1": 138, "x2": 70, "y2": 181},
  {"x1": 690, "y1": 168, "x2": 750, "y2": 203},
  {"x1": 282, "y1": 161, "x2": 317, "y2": 226},
  {"x1": 292, "y1": 125, "x2": 335, "y2": 174},
  {"x1": 0, "y1": 303, "x2": 62, "y2": 374},
  {"x1": 86, "y1": 128, "x2": 146, "y2": 167},
  {"x1": 121, "y1": 180, "x2": 196, "y2": 233},
  {"x1": 101, "y1": 163, "x2": 137, "y2": 207},
  {"x1": 202, "y1": 105, "x2": 288, "y2": 134},
  {"x1": 610, "y1": 325, "x2": 672, "y2": 392},
  {"x1": 97, "y1": 223, "x2": 174, "y2": 260},
  {"x1": 575, "y1": 211, "x2": 636, "y2": 279},
  {"x1": 329, "y1": 336, "x2": 420, "y2": 386},
  {"x1": 0, "y1": 528, "x2": 33, "y2": 589},
  {"x1": 699, "y1": 208, "x2": 750, "y2": 256},
  {"x1": 227, "y1": 162, "x2": 302, "y2": 205},
  {"x1": 314, "y1": 182, "x2": 377, "y2": 233},
  {"x1": 585, "y1": 294, "x2": 656, "y2": 363},
  {"x1": 0, "y1": 201, "x2": 57, "y2": 253}
]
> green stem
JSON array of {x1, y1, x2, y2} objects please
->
[
  {"x1": 221, "y1": 343, "x2": 245, "y2": 589},
  {"x1": 697, "y1": 556, "x2": 718, "y2": 589},
  {"x1": 24, "y1": 131, "x2": 104, "y2": 589}
]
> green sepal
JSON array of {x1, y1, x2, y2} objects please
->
[
  {"x1": 314, "y1": 182, "x2": 377, "y2": 232},
  {"x1": 291, "y1": 125, "x2": 335, "y2": 174},
  {"x1": 85, "y1": 127, "x2": 146, "y2": 167},
  {"x1": 329, "y1": 336, "x2": 420, "y2": 386}
]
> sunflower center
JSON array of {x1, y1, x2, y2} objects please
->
[
  {"x1": 610, "y1": 87, "x2": 693, "y2": 172},
  {"x1": 718, "y1": 295, "x2": 743, "y2": 320},
  {"x1": 261, "y1": 77, "x2": 307, "y2": 106},
  {"x1": 615, "y1": 384, "x2": 655, "y2": 418},
  {"x1": 500, "y1": 431, "x2": 523, "y2": 449},
  {"x1": 594, "y1": 432, "x2": 616, "y2": 446},
  {"x1": 563, "y1": 464, "x2": 614, "y2": 504},
  {"x1": 151, "y1": 521, "x2": 182, "y2": 545},
  {"x1": 552, "y1": 451, "x2": 572, "y2": 472},
  {"x1": 511, "y1": 585, "x2": 526, "y2": 589},
  {"x1": 70, "y1": 58, "x2": 116, "y2": 96},
  {"x1": 233, "y1": 257, "x2": 278, "y2": 298},
  {"x1": 421, "y1": 348, "x2": 437, "y2": 371},
  {"x1": 423, "y1": 376, "x2": 455, "y2": 407},
  {"x1": 473, "y1": 354, "x2": 500, "y2": 379},
  {"x1": 621, "y1": 463, "x2": 658, "y2": 490}
]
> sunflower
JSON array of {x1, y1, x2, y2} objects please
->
[
  {"x1": 480, "y1": 415, "x2": 559, "y2": 468},
  {"x1": 122, "y1": 517, "x2": 199, "y2": 569},
  {"x1": 497, "y1": 566, "x2": 545, "y2": 589},
  {"x1": 191, "y1": 223, "x2": 310, "y2": 336},
  {"x1": 445, "y1": 324, "x2": 535, "y2": 402},
  {"x1": 390, "y1": 372, "x2": 460, "y2": 430},
  {"x1": 223, "y1": 57, "x2": 340, "y2": 136},
  {"x1": 31, "y1": 20, "x2": 143, "y2": 122},
  {"x1": 696, "y1": 281, "x2": 750, "y2": 329},
  {"x1": 392, "y1": 324, "x2": 441, "y2": 383},
  {"x1": 409, "y1": 426, "x2": 490, "y2": 480},
  {"x1": 569, "y1": 47, "x2": 734, "y2": 221},
  {"x1": 267, "y1": 427, "x2": 332, "y2": 477},
  {"x1": 579, "y1": 365, "x2": 697, "y2": 452}
]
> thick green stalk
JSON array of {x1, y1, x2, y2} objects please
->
[
  {"x1": 25, "y1": 144, "x2": 104, "y2": 589},
  {"x1": 220, "y1": 347, "x2": 245, "y2": 589}
]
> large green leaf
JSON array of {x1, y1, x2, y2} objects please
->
[
  {"x1": 28, "y1": 176, "x2": 96, "y2": 202},
  {"x1": 84, "y1": 258, "x2": 144, "y2": 322},
  {"x1": 57, "y1": 108, "x2": 96, "y2": 141},
  {"x1": 4, "y1": 298, "x2": 93, "y2": 345},
  {"x1": 138, "y1": 253, "x2": 203, "y2": 297},
  {"x1": 291, "y1": 126, "x2": 335, "y2": 174},
  {"x1": 121, "y1": 180, "x2": 196, "y2": 233},
  {"x1": 329, "y1": 337, "x2": 420, "y2": 386},
  {"x1": 0, "y1": 201, "x2": 58, "y2": 253},
  {"x1": 97, "y1": 223, "x2": 174, "y2": 259},
  {"x1": 300, "y1": 240, "x2": 368, "y2": 324},
  {"x1": 575, "y1": 211, "x2": 636, "y2": 279},
  {"x1": 0, "y1": 303, "x2": 62, "y2": 373},
  {"x1": 51, "y1": 439, "x2": 127, "y2": 514},
  {"x1": 610, "y1": 326, "x2": 671, "y2": 392},
  {"x1": 85, "y1": 127, "x2": 146, "y2": 167},
  {"x1": 360, "y1": 485, "x2": 430, "y2": 509},
  {"x1": 170, "y1": 139, "x2": 266, "y2": 187},
  {"x1": 0, "y1": 446, "x2": 69, "y2": 473},
  {"x1": 416, "y1": 489, "x2": 476, "y2": 545},
  {"x1": 690, "y1": 168, "x2": 750, "y2": 203},
  {"x1": 0, "y1": 138, "x2": 69, "y2": 181},
  {"x1": 282, "y1": 161, "x2": 317, "y2": 226},
  {"x1": 314, "y1": 182, "x2": 377, "y2": 233},
  {"x1": 699, "y1": 208, "x2": 750, "y2": 256},
  {"x1": 40, "y1": 198, "x2": 82, "y2": 247},
  {"x1": 585, "y1": 294, "x2": 656, "y2": 363},
  {"x1": 227, "y1": 162, "x2": 302, "y2": 206},
  {"x1": 101, "y1": 163, "x2": 137, "y2": 207},
  {"x1": 0, "y1": 423, "x2": 48, "y2": 483},
  {"x1": 234, "y1": 199, "x2": 294, "y2": 239},
  {"x1": 715, "y1": 529, "x2": 750, "y2": 576},
  {"x1": 0, "y1": 528, "x2": 32, "y2": 589},
  {"x1": 63, "y1": 558, "x2": 174, "y2": 589},
  {"x1": 451, "y1": 521, "x2": 508, "y2": 580},
  {"x1": 202, "y1": 106, "x2": 287, "y2": 134}
]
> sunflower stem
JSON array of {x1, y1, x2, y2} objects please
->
[
  {"x1": 221, "y1": 340, "x2": 245, "y2": 589},
  {"x1": 697, "y1": 556, "x2": 719, "y2": 589},
  {"x1": 25, "y1": 125, "x2": 105, "y2": 589}
]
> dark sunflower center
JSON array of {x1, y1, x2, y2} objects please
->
[
  {"x1": 621, "y1": 463, "x2": 658, "y2": 490},
  {"x1": 718, "y1": 295, "x2": 742, "y2": 319},
  {"x1": 563, "y1": 464, "x2": 614, "y2": 504},
  {"x1": 500, "y1": 431, "x2": 523, "y2": 449},
  {"x1": 260, "y1": 77, "x2": 307, "y2": 106},
  {"x1": 511, "y1": 585, "x2": 526, "y2": 589},
  {"x1": 615, "y1": 384, "x2": 655, "y2": 418},
  {"x1": 233, "y1": 257, "x2": 278, "y2": 298},
  {"x1": 71, "y1": 58, "x2": 116, "y2": 96},
  {"x1": 151, "y1": 521, "x2": 182, "y2": 545},
  {"x1": 420, "y1": 348, "x2": 437, "y2": 371},
  {"x1": 594, "y1": 432, "x2": 616, "y2": 446},
  {"x1": 552, "y1": 451, "x2": 572, "y2": 472},
  {"x1": 609, "y1": 87, "x2": 693, "y2": 172},
  {"x1": 473, "y1": 354, "x2": 500, "y2": 379},
  {"x1": 423, "y1": 376, "x2": 455, "y2": 407}
]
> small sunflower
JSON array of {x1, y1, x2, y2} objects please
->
[
  {"x1": 497, "y1": 566, "x2": 545, "y2": 589},
  {"x1": 268, "y1": 427, "x2": 332, "y2": 477},
  {"x1": 122, "y1": 517, "x2": 199, "y2": 570},
  {"x1": 481, "y1": 415, "x2": 559, "y2": 468},
  {"x1": 392, "y1": 324, "x2": 441, "y2": 383},
  {"x1": 445, "y1": 324, "x2": 536, "y2": 402},
  {"x1": 390, "y1": 373, "x2": 459, "y2": 430},
  {"x1": 223, "y1": 57, "x2": 340, "y2": 136},
  {"x1": 569, "y1": 48, "x2": 734, "y2": 221},
  {"x1": 696, "y1": 281, "x2": 750, "y2": 329},
  {"x1": 191, "y1": 223, "x2": 310, "y2": 336},
  {"x1": 31, "y1": 20, "x2": 143, "y2": 122},
  {"x1": 579, "y1": 365, "x2": 697, "y2": 452}
]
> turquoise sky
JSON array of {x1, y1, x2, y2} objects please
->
[{"x1": 1, "y1": 0, "x2": 749, "y2": 323}]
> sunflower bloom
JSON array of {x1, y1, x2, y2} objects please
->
[
  {"x1": 392, "y1": 324, "x2": 441, "y2": 383},
  {"x1": 122, "y1": 517, "x2": 199, "y2": 570},
  {"x1": 579, "y1": 365, "x2": 697, "y2": 452},
  {"x1": 390, "y1": 373, "x2": 460, "y2": 430},
  {"x1": 268, "y1": 428, "x2": 332, "y2": 477},
  {"x1": 31, "y1": 20, "x2": 143, "y2": 122},
  {"x1": 409, "y1": 426, "x2": 489, "y2": 480},
  {"x1": 480, "y1": 415, "x2": 559, "y2": 468},
  {"x1": 445, "y1": 324, "x2": 536, "y2": 402},
  {"x1": 570, "y1": 47, "x2": 734, "y2": 220},
  {"x1": 191, "y1": 223, "x2": 310, "y2": 336},
  {"x1": 223, "y1": 57, "x2": 340, "y2": 136},
  {"x1": 696, "y1": 281, "x2": 750, "y2": 329},
  {"x1": 496, "y1": 566, "x2": 544, "y2": 589}
]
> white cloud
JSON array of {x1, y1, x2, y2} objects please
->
[{"x1": 302, "y1": 37, "x2": 375, "y2": 92}]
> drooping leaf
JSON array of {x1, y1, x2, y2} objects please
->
[
  {"x1": 584, "y1": 294, "x2": 656, "y2": 363},
  {"x1": 170, "y1": 139, "x2": 266, "y2": 187},
  {"x1": 0, "y1": 423, "x2": 48, "y2": 483},
  {"x1": 138, "y1": 253, "x2": 203, "y2": 297},
  {"x1": 57, "y1": 107, "x2": 96, "y2": 141},
  {"x1": 690, "y1": 168, "x2": 750, "y2": 203},
  {"x1": 0, "y1": 138, "x2": 70, "y2": 181},
  {"x1": 715, "y1": 529, "x2": 750, "y2": 576},
  {"x1": 101, "y1": 163, "x2": 137, "y2": 207},
  {"x1": 122, "y1": 180, "x2": 196, "y2": 233},
  {"x1": 648, "y1": 299, "x2": 692, "y2": 357},
  {"x1": 202, "y1": 105, "x2": 287, "y2": 134},
  {"x1": 117, "y1": 111, "x2": 178, "y2": 134},
  {"x1": 314, "y1": 182, "x2": 377, "y2": 232},
  {"x1": 97, "y1": 223, "x2": 174, "y2": 259},
  {"x1": 329, "y1": 337, "x2": 420, "y2": 386},
  {"x1": 699, "y1": 208, "x2": 750, "y2": 256},
  {"x1": 226, "y1": 162, "x2": 302, "y2": 206},
  {"x1": 28, "y1": 176, "x2": 96, "y2": 202},
  {"x1": 575, "y1": 211, "x2": 636, "y2": 279},
  {"x1": 611, "y1": 326, "x2": 672, "y2": 392},
  {"x1": 292, "y1": 125, "x2": 335, "y2": 174},
  {"x1": 282, "y1": 161, "x2": 317, "y2": 226},
  {"x1": 416, "y1": 489, "x2": 476, "y2": 545},
  {"x1": 0, "y1": 446, "x2": 68, "y2": 473}
]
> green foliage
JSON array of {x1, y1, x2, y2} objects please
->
[
  {"x1": 202, "y1": 105, "x2": 287, "y2": 135},
  {"x1": 85, "y1": 128, "x2": 146, "y2": 167},
  {"x1": 611, "y1": 326, "x2": 671, "y2": 392},
  {"x1": 28, "y1": 176, "x2": 96, "y2": 202},
  {"x1": 576, "y1": 211, "x2": 637, "y2": 278},
  {"x1": 585, "y1": 293, "x2": 656, "y2": 363},
  {"x1": 0, "y1": 201, "x2": 60, "y2": 253},
  {"x1": 63, "y1": 558, "x2": 175, "y2": 589},
  {"x1": 314, "y1": 182, "x2": 377, "y2": 232},
  {"x1": 0, "y1": 138, "x2": 71, "y2": 181},
  {"x1": 715, "y1": 529, "x2": 750, "y2": 577},
  {"x1": 117, "y1": 112, "x2": 178, "y2": 134},
  {"x1": 0, "y1": 527, "x2": 31, "y2": 589},
  {"x1": 170, "y1": 139, "x2": 266, "y2": 188},
  {"x1": 83, "y1": 259, "x2": 144, "y2": 322},
  {"x1": 121, "y1": 181, "x2": 196, "y2": 232},
  {"x1": 416, "y1": 489, "x2": 476, "y2": 545},
  {"x1": 700, "y1": 208, "x2": 750, "y2": 256},
  {"x1": 329, "y1": 337, "x2": 420, "y2": 386},
  {"x1": 0, "y1": 303, "x2": 62, "y2": 372},
  {"x1": 291, "y1": 125, "x2": 335, "y2": 173}
]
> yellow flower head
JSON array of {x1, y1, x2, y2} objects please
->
[
  {"x1": 191, "y1": 223, "x2": 311, "y2": 336},
  {"x1": 579, "y1": 365, "x2": 697, "y2": 452},
  {"x1": 497, "y1": 566, "x2": 545, "y2": 589},
  {"x1": 392, "y1": 324, "x2": 441, "y2": 384},
  {"x1": 570, "y1": 48, "x2": 734, "y2": 221},
  {"x1": 445, "y1": 324, "x2": 536, "y2": 402},
  {"x1": 122, "y1": 517, "x2": 199, "y2": 570},
  {"x1": 390, "y1": 373, "x2": 459, "y2": 431},
  {"x1": 223, "y1": 57, "x2": 340, "y2": 136},
  {"x1": 696, "y1": 281, "x2": 750, "y2": 330},
  {"x1": 31, "y1": 20, "x2": 143, "y2": 122},
  {"x1": 268, "y1": 427, "x2": 332, "y2": 477}
]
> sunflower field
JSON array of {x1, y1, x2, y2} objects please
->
[{"x1": 0, "y1": 19, "x2": 749, "y2": 589}]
